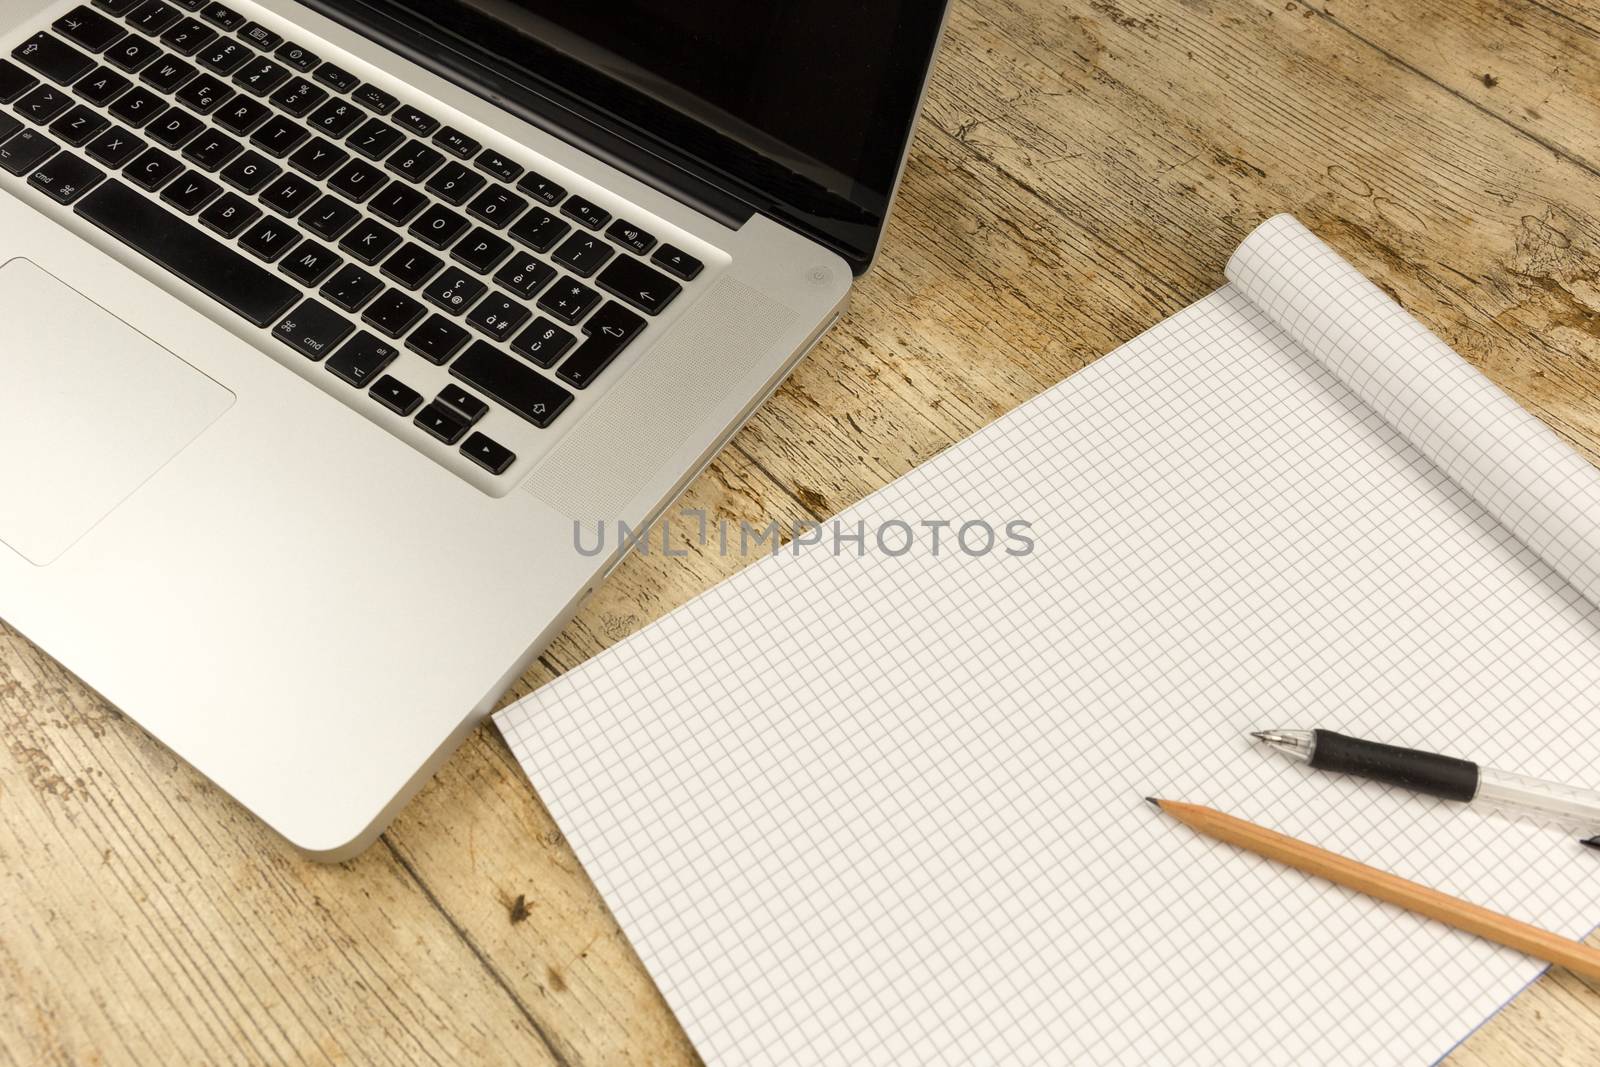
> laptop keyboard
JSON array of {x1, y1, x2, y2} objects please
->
[{"x1": 0, "y1": 0, "x2": 708, "y2": 485}]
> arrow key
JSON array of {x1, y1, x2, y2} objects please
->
[{"x1": 460, "y1": 431, "x2": 515, "y2": 475}]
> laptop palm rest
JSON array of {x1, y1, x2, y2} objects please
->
[{"x1": 0, "y1": 258, "x2": 233, "y2": 566}]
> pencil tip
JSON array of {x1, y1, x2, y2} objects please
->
[
  {"x1": 1249, "y1": 731, "x2": 1270, "y2": 741},
  {"x1": 1582, "y1": 836, "x2": 1600, "y2": 851},
  {"x1": 1144, "y1": 796, "x2": 1162, "y2": 809}
]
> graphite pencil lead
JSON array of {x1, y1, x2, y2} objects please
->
[{"x1": 1581, "y1": 836, "x2": 1600, "y2": 852}]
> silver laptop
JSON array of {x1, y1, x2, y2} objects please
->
[{"x1": 0, "y1": 0, "x2": 948, "y2": 857}]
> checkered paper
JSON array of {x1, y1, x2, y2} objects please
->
[{"x1": 498, "y1": 216, "x2": 1600, "y2": 1066}]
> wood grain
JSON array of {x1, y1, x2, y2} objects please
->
[{"x1": 4, "y1": 0, "x2": 1600, "y2": 1063}]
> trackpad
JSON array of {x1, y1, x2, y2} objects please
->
[{"x1": 0, "y1": 259, "x2": 233, "y2": 565}]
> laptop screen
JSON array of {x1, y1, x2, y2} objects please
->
[{"x1": 325, "y1": 0, "x2": 950, "y2": 273}]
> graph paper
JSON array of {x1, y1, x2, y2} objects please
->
[{"x1": 497, "y1": 216, "x2": 1600, "y2": 1066}]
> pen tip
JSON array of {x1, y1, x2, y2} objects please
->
[
  {"x1": 1582, "y1": 836, "x2": 1600, "y2": 851},
  {"x1": 1250, "y1": 731, "x2": 1270, "y2": 741}
]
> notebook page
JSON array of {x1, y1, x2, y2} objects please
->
[{"x1": 498, "y1": 230, "x2": 1600, "y2": 1066}]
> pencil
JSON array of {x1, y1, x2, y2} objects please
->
[{"x1": 1147, "y1": 797, "x2": 1600, "y2": 981}]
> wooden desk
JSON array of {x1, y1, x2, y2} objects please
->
[{"x1": 4, "y1": 0, "x2": 1600, "y2": 1062}]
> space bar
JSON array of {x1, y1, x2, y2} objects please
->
[{"x1": 75, "y1": 180, "x2": 299, "y2": 328}]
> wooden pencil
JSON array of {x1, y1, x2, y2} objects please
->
[{"x1": 1148, "y1": 797, "x2": 1600, "y2": 981}]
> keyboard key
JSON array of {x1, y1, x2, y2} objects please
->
[
  {"x1": 509, "y1": 316, "x2": 573, "y2": 367},
  {"x1": 326, "y1": 157, "x2": 385, "y2": 202},
  {"x1": 475, "y1": 149, "x2": 521, "y2": 183},
  {"x1": 50, "y1": 104, "x2": 109, "y2": 146},
  {"x1": 174, "y1": 71, "x2": 231, "y2": 112},
  {"x1": 312, "y1": 61, "x2": 357, "y2": 93},
  {"x1": 238, "y1": 213, "x2": 296, "y2": 261},
  {"x1": 369, "y1": 181, "x2": 427, "y2": 225},
  {"x1": 85, "y1": 125, "x2": 143, "y2": 166},
  {"x1": 213, "y1": 94, "x2": 268, "y2": 134},
  {"x1": 423, "y1": 267, "x2": 486, "y2": 314},
  {"x1": 160, "y1": 17, "x2": 215, "y2": 56},
  {"x1": 28, "y1": 151, "x2": 105, "y2": 204},
  {"x1": 393, "y1": 104, "x2": 437, "y2": 136},
  {"x1": 268, "y1": 75, "x2": 323, "y2": 117},
  {"x1": 597, "y1": 253, "x2": 681, "y2": 315},
  {"x1": 196, "y1": 189, "x2": 257, "y2": 235},
  {"x1": 362, "y1": 288, "x2": 425, "y2": 337},
  {"x1": 105, "y1": 35, "x2": 162, "y2": 73},
  {"x1": 451, "y1": 341, "x2": 572, "y2": 427},
  {"x1": 258, "y1": 170, "x2": 317, "y2": 216},
  {"x1": 557, "y1": 301, "x2": 645, "y2": 389},
  {"x1": 339, "y1": 217, "x2": 401, "y2": 263},
  {"x1": 272, "y1": 297, "x2": 352, "y2": 359},
  {"x1": 200, "y1": 2, "x2": 245, "y2": 31},
  {"x1": 250, "y1": 113, "x2": 306, "y2": 156},
  {"x1": 307, "y1": 96, "x2": 361, "y2": 137},
  {"x1": 381, "y1": 242, "x2": 443, "y2": 290},
  {"x1": 107, "y1": 85, "x2": 166, "y2": 126},
  {"x1": 370, "y1": 375, "x2": 421, "y2": 416},
  {"x1": 219, "y1": 148, "x2": 277, "y2": 192},
  {"x1": 410, "y1": 203, "x2": 469, "y2": 249},
  {"x1": 385, "y1": 138, "x2": 443, "y2": 182},
  {"x1": 551, "y1": 231, "x2": 613, "y2": 277},
  {"x1": 279, "y1": 238, "x2": 341, "y2": 286},
  {"x1": 536, "y1": 278, "x2": 599, "y2": 325},
  {"x1": 414, "y1": 399, "x2": 467, "y2": 444},
  {"x1": 74, "y1": 66, "x2": 130, "y2": 105},
  {"x1": 451, "y1": 228, "x2": 511, "y2": 273},
  {"x1": 327, "y1": 330, "x2": 400, "y2": 386},
  {"x1": 54, "y1": 8, "x2": 126, "y2": 54},
  {"x1": 352, "y1": 83, "x2": 397, "y2": 114},
  {"x1": 287, "y1": 135, "x2": 345, "y2": 179},
  {"x1": 494, "y1": 253, "x2": 555, "y2": 300},
  {"x1": 144, "y1": 106, "x2": 202, "y2": 147},
  {"x1": 432, "y1": 124, "x2": 476, "y2": 157},
  {"x1": 233, "y1": 57, "x2": 289, "y2": 95},
  {"x1": 77, "y1": 179, "x2": 296, "y2": 325},
  {"x1": 95, "y1": 0, "x2": 144, "y2": 12},
  {"x1": 605, "y1": 218, "x2": 656, "y2": 255},
  {"x1": 515, "y1": 170, "x2": 564, "y2": 206},
  {"x1": 125, "y1": 146, "x2": 183, "y2": 190},
  {"x1": 198, "y1": 36, "x2": 247, "y2": 74},
  {"x1": 273, "y1": 41, "x2": 318, "y2": 72},
  {"x1": 16, "y1": 85, "x2": 74, "y2": 125},
  {"x1": 561, "y1": 194, "x2": 608, "y2": 230},
  {"x1": 0, "y1": 113, "x2": 20, "y2": 146},
  {"x1": 237, "y1": 21, "x2": 282, "y2": 51},
  {"x1": 461, "y1": 431, "x2": 515, "y2": 475},
  {"x1": 0, "y1": 129, "x2": 58, "y2": 175},
  {"x1": 129, "y1": 1, "x2": 183, "y2": 35},
  {"x1": 651, "y1": 243, "x2": 703, "y2": 280},
  {"x1": 465, "y1": 292, "x2": 528, "y2": 341},
  {"x1": 582, "y1": 299, "x2": 645, "y2": 344},
  {"x1": 466, "y1": 184, "x2": 525, "y2": 229},
  {"x1": 140, "y1": 56, "x2": 195, "y2": 94},
  {"x1": 13, "y1": 33, "x2": 95, "y2": 85},
  {"x1": 435, "y1": 383, "x2": 486, "y2": 422},
  {"x1": 348, "y1": 116, "x2": 402, "y2": 159},
  {"x1": 406, "y1": 314, "x2": 468, "y2": 364},
  {"x1": 424, "y1": 160, "x2": 483, "y2": 205},
  {"x1": 320, "y1": 262, "x2": 383, "y2": 311},
  {"x1": 159, "y1": 168, "x2": 219, "y2": 212},
  {"x1": 181, "y1": 128, "x2": 238, "y2": 169},
  {"x1": 508, "y1": 206, "x2": 568, "y2": 253},
  {"x1": 302, "y1": 194, "x2": 360, "y2": 240}
]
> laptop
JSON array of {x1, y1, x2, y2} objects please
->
[{"x1": 0, "y1": 0, "x2": 949, "y2": 857}]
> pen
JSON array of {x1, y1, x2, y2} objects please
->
[{"x1": 1252, "y1": 728, "x2": 1600, "y2": 830}]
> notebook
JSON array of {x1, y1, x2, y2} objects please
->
[{"x1": 496, "y1": 215, "x2": 1600, "y2": 1066}]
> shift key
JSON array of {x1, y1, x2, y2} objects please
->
[{"x1": 450, "y1": 340, "x2": 572, "y2": 427}]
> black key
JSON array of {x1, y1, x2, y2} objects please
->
[
  {"x1": 385, "y1": 138, "x2": 443, "y2": 182},
  {"x1": 125, "y1": 146, "x2": 183, "y2": 189},
  {"x1": 475, "y1": 149, "x2": 521, "y2": 183},
  {"x1": 54, "y1": 8, "x2": 126, "y2": 54},
  {"x1": 160, "y1": 17, "x2": 215, "y2": 56},
  {"x1": 172, "y1": 0, "x2": 205, "y2": 12},
  {"x1": 107, "y1": 85, "x2": 166, "y2": 127},
  {"x1": 360, "y1": 288, "x2": 424, "y2": 338},
  {"x1": 16, "y1": 85, "x2": 74, "y2": 125},
  {"x1": 128, "y1": 1, "x2": 183, "y2": 35},
  {"x1": 197, "y1": 189, "x2": 256, "y2": 235},
  {"x1": 28, "y1": 151, "x2": 104, "y2": 204},
  {"x1": 0, "y1": 113, "x2": 19, "y2": 145},
  {"x1": 200, "y1": 2, "x2": 245, "y2": 31},
  {"x1": 306, "y1": 96, "x2": 360, "y2": 137},
  {"x1": 326, "y1": 156, "x2": 385, "y2": 202},
  {"x1": 557, "y1": 303, "x2": 645, "y2": 389},
  {"x1": 652, "y1": 243, "x2": 703, "y2": 280},
  {"x1": 347, "y1": 117, "x2": 403, "y2": 161},
  {"x1": 173, "y1": 71, "x2": 230, "y2": 112},
  {"x1": 371, "y1": 375, "x2": 421, "y2": 416},
  {"x1": 0, "y1": 61, "x2": 39, "y2": 105},
  {"x1": 508, "y1": 206, "x2": 568, "y2": 253},
  {"x1": 414, "y1": 399, "x2": 467, "y2": 444},
  {"x1": 268, "y1": 75, "x2": 323, "y2": 117},
  {"x1": 140, "y1": 56, "x2": 195, "y2": 93},
  {"x1": 596, "y1": 254, "x2": 681, "y2": 315},
  {"x1": 423, "y1": 267, "x2": 486, "y2": 315},
  {"x1": 273, "y1": 41, "x2": 318, "y2": 72},
  {"x1": 77, "y1": 180, "x2": 297, "y2": 325},
  {"x1": 85, "y1": 124, "x2": 142, "y2": 166},
  {"x1": 320, "y1": 262, "x2": 382, "y2": 311},
  {"x1": 159, "y1": 168, "x2": 219, "y2": 212},
  {"x1": 238, "y1": 213, "x2": 295, "y2": 261},
  {"x1": 381, "y1": 242, "x2": 443, "y2": 290},
  {"x1": 369, "y1": 181, "x2": 427, "y2": 225},
  {"x1": 338, "y1": 217, "x2": 400, "y2": 263},
  {"x1": 351, "y1": 83, "x2": 397, "y2": 114},
  {"x1": 272, "y1": 297, "x2": 352, "y2": 359},
  {"x1": 509, "y1": 316, "x2": 573, "y2": 367},
  {"x1": 406, "y1": 314, "x2": 468, "y2": 364},
  {"x1": 50, "y1": 104, "x2": 109, "y2": 146},
  {"x1": 213, "y1": 94, "x2": 268, "y2": 134},
  {"x1": 409, "y1": 203, "x2": 468, "y2": 249},
  {"x1": 258, "y1": 170, "x2": 317, "y2": 215},
  {"x1": 0, "y1": 129, "x2": 58, "y2": 175},
  {"x1": 278, "y1": 238, "x2": 340, "y2": 286},
  {"x1": 96, "y1": 0, "x2": 145, "y2": 12},
  {"x1": 536, "y1": 277, "x2": 599, "y2": 325},
  {"x1": 465, "y1": 291, "x2": 529, "y2": 341},
  {"x1": 451, "y1": 227, "x2": 511, "y2": 274},
  {"x1": 582, "y1": 299, "x2": 646, "y2": 344},
  {"x1": 13, "y1": 33, "x2": 95, "y2": 85},
  {"x1": 392, "y1": 104, "x2": 437, "y2": 136},
  {"x1": 312, "y1": 62, "x2": 357, "y2": 93},
  {"x1": 432, "y1": 124, "x2": 477, "y2": 158},
  {"x1": 551, "y1": 231, "x2": 613, "y2": 278},
  {"x1": 423, "y1": 160, "x2": 482, "y2": 205},
  {"x1": 145, "y1": 106, "x2": 202, "y2": 148},
  {"x1": 515, "y1": 170, "x2": 564, "y2": 206},
  {"x1": 461, "y1": 431, "x2": 515, "y2": 475},
  {"x1": 198, "y1": 37, "x2": 247, "y2": 74},
  {"x1": 237, "y1": 21, "x2": 282, "y2": 51},
  {"x1": 105, "y1": 35, "x2": 162, "y2": 74},
  {"x1": 249, "y1": 113, "x2": 305, "y2": 156},
  {"x1": 219, "y1": 148, "x2": 276, "y2": 192},
  {"x1": 287, "y1": 135, "x2": 345, "y2": 179},
  {"x1": 450, "y1": 340, "x2": 573, "y2": 427},
  {"x1": 181, "y1": 128, "x2": 238, "y2": 169},
  {"x1": 562, "y1": 194, "x2": 608, "y2": 230},
  {"x1": 437, "y1": 383, "x2": 487, "y2": 423},
  {"x1": 232, "y1": 57, "x2": 289, "y2": 95},
  {"x1": 302, "y1": 194, "x2": 359, "y2": 240},
  {"x1": 74, "y1": 66, "x2": 130, "y2": 105},
  {"x1": 493, "y1": 253, "x2": 554, "y2": 300},
  {"x1": 466, "y1": 184, "x2": 525, "y2": 229},
  {"x1": 605, "y1": 218, "x2": 656, "y2": 255}
]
